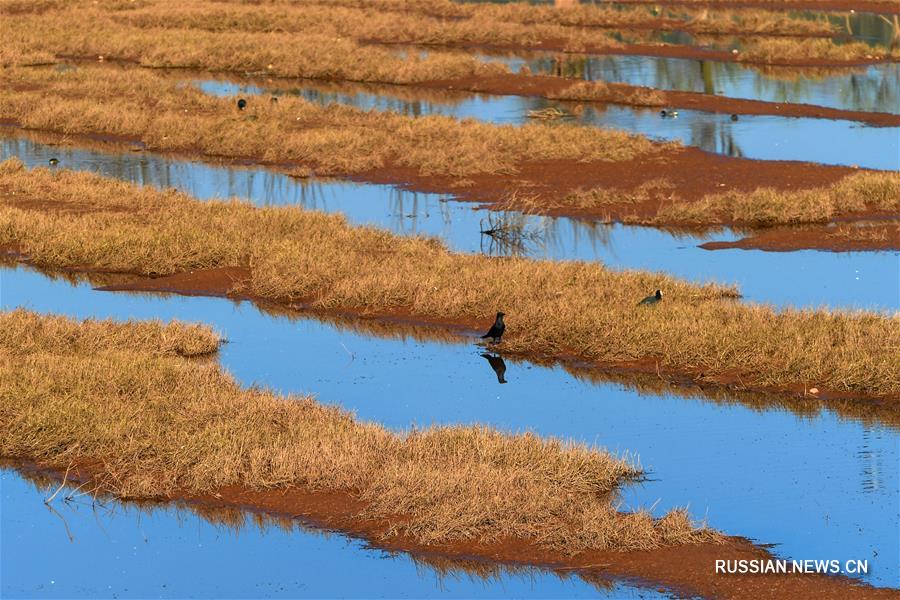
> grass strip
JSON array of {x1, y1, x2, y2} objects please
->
[
  {"x1": 0, "y1": 0, "x2": 891, "y2": 73},
  {"x1": 0, "y1": 308, "x2": 717, "y2": 552},
  {"x1": 1, "y1": 159, "x2": 898, "y2": 398},
  {"x1": 552, "y1": 172, "x2": 900, "y2": 226},
  {"x1": 0, "y1": 67, "x2": 659, "y2": 177}
]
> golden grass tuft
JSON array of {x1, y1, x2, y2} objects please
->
[
  {"x1": 547, "y1": 81, "x2": 667, "y2": 107},
  {"x1": 1, "y1": 159, "x2": 898, "y2": 398},
  {"x1": 655, "y1": 172, "x2": 900, "y2": 226},
  {"x1": 0, "y1": 308, "x2": 719, "y2": 552},
  {"x1": 0, "y1": 66, "x2": 659, "y2": 179}
]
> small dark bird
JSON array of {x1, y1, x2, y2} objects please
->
[
  {"x1": 480, "y1": 312, "x2": 506, "y2": 344},
  {"x1": 237, "y1": 98, "x2": 247, "y2": 110},
  {"x1": 730, "y1": 114, "x2": 739, "y2": 121},
  {"x1": 48, "y1": 158, "x2": 59, "y2": 166},
  {"x1": 660, "y1": 109, "x2": 678, "y2": 118},
  {"x1": 638, "y1": 289, "x2": 662, "y2": 306},
  {"x1": 481, "y1": 352, "x2": 508, "y2": 384}
]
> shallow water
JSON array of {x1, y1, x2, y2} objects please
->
[
  {"x1": 2, "y1": 265, "x2": 898, "y2": 590},
  {"x1": 3, "y1": 133, "x2": 897, "y2": 311},
  {"x1": 505, "y1": 53, "x2": 900, "y2": 115},
  {"x1": 2, "y1": 470, "x2": 656, "y2": 599},
  {"x1": 194, "y1": 75, "x2": 900, "y2": 171}
]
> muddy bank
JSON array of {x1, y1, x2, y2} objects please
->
[
  {"x1": 701, "y1": 223, "x2": 900, "y2": 251},
  {"x1": 417, "y1": 72, "x2": 900, "y2": 126},
  {"x1": 7, "y1": 460, "x2": 894, "y2": 600},
  {"x1": 67, "y1": 264, "x2": 892, "y2": 403}
]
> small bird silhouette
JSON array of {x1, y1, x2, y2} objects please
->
[
  {"x1": 48, "y1": 158, "x2": 59, "y2": 166},
  {"x1": 237, "y1": 98, "x2": 247, "y2": 111},
  {"x1": 481, "y1": 312, "x2": 506, "y2": 344},
  {"x1": 660, "y1": 109, "x2": 678, "y2": 118},
  {"x1": 481, "y1": 352, "x2": 508, "y2": 384},
  {"x1": 730, "y1": 114, "x2": 739, "y2": 121},
  {"x1": 638, "y1": 289, "x2": 662, "y2": 306}
]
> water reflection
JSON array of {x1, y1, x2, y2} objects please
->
[
  {"x1": 2, "y1": 264, "x2": 897, "y2": 588},
  {"x1": 2, "y1": 466, "x2": 645, "y2": 598},
  {"x1": 481, "y1": 352, "x2": 509, "y2": 384},
  {"x1": 191, "y1": 71, "x2": 900, "y2": 171},
  {"x1": 504, "y1": 51, "x2": 900, "y2": 114},
  {"x1": 3, "y1": 132, "x2": 897, "y2": 311}
]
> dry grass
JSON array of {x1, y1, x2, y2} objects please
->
[
  {"x1": 738, "y1": 37, "x2": 892, "y2": 62},
  {"x1": 548, "y1": 81, "x2": 667, "y2": 107},
  {"x1": 1, "y1": 159, "x2": 898, "y2": 398},
  {"x1": 0, "y1": 67, "x2": 658, "y2": 178},
  {"x1": 110, "y1": 0, "x2": 850, "y2": 41},
  {"x1": 0, "y1": 0, "x2": 888, "y2": 74},
  {"x1": 0, "y1": 308, "x2": 719, "y2": 552},
  {"x1": 654, "y1": 172, "x2": 900, "y2": 226}
]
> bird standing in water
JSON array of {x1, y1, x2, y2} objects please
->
[
  {"x1": 237, "y1": 98, "x2": 247, "y2": 111},
  {"x1": 638, "y1": 290, "x2": 662, "y2": 306},
  {"x1": 481, "y1": 312, "x2": 506, "y2": 344},
  {"x1": 48, "y1": 158, "x2": 59, "y2": 166}
]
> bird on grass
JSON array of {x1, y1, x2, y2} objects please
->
[
  {"x1": 481, "y1": 312, "x2": 506, "y2": 344},
  {"x1": 481, "y1": 352, "x2": 508, "y2": 384},
  {"x1": 638, "y1": 289, "x2": 662, "y2": 306},
  {"x1": 48, "y1": 158, "x2": 59, "y2": 166},
  {"x1": 237, "y1": 98, "x2": 247, "y2": 111}
]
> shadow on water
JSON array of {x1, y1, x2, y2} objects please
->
[
  {"x1": 3, "y1": 131, "x2": 898, "y2": 311},
  {"x1": 2, "y1": 263, "x2": 898, "y2": 589},
  {"x1": 2, "y1": 465, "x2": 650, "y2": 599}
]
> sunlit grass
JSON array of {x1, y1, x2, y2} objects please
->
[
  {"x1": 0, "y1": 308, "x2": 718, "y2": 552},
  {"x1": 1, "y1": 159, "x2": 898, "y2": 398}
]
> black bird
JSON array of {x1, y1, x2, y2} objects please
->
[
  {"x1": 480, "y1": 312, "x2": 506, "y2": 344},
  {"x1": 48, "y1": 157, "x2": 59, "y2": 166},
  {"x1": 637, "y1": 289, "x2": 662, "y2": 306},
  {"x1": 730, "y1": 114, "x2": 739, "y2": 121},
  {"x1": 481, "y1": 352, "x2": 508, "y2": 384},
  {"x1": 237, "y1": 98, "x2": 247, "y2": 111}
]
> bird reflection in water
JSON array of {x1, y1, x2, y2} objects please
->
[{"x1": 480, "y1": 352, "x2": 508, "y2": 384}]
